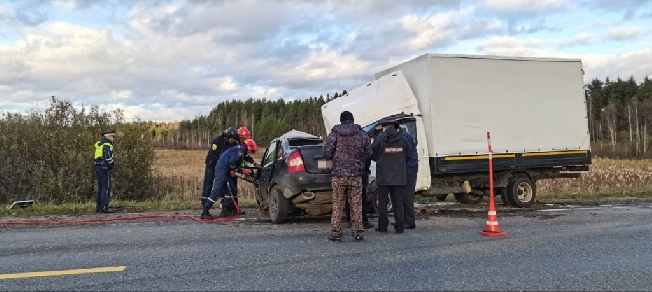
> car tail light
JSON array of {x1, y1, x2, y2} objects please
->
[{"x1": 287, "y1": 151, "x2": 305, "y2": 173}]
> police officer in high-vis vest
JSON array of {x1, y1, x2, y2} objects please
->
[{"x1": 94, "y1": 130, "x2": 116, "y2": 213}]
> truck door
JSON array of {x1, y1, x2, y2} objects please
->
[
  {"x1": 400, "y1": 116, "x2": 431, "y2": 191},
  {"x1": 391, "y1": 117, "x2": 430, "y2": 191}
]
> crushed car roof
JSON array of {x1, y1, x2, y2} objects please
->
[{"x1": 278, "y1": 129, "x2": 321, "y2": 140}]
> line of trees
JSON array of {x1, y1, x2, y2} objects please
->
[
  {"x1": 150, "y1": 91, "x2": 347, "y2": 149},
  {"x1": 152, "y1": 75, "x2": 652, "y2": 159},
  {"x1": 587, "y1": 76, "x2": 652, "y2": 158}
]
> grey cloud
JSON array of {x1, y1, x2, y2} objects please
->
[
  {"x1": 607, "y1": 26, "x2": 647, "y2": 41},
  {"x1": 579, "y1": 0, "x2": 651, "y2": 19},
  {"x1": 334, "y1": 0, "x2": 460, "y2": 14},
  {"x1": 507, "y1": 21, "x2": 562, "y2": 35},
  {"x1": 14, "y1": 5, "x2": 48, "y2": 26},
  {"x1": 67, "y1": 0, "x2": 108, "y2": 10},
  {"x1": 142, "y1": 0, "x2": 297, "y2": 43},
  {"x1": 479, "y1": 0, "x2": 574, "y2": 15},
  {"x1": 581, "y1": 0, "x2": 649, "y2": 8}
]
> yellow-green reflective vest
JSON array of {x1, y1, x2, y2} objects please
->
[{"x1": 94, "y1": 141, "x2": 113, "y2": 160}]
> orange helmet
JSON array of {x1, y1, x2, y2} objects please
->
[
  {"x1": 238, "y1": 126, "x2": 251, "y2": 139},
  {"x1": 244, "y1": 138, "x2": 257, "y2": 154}
]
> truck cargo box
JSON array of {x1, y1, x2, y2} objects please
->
[{"x1": 374, "y1": 54, "x2": 591, "y2": 157}]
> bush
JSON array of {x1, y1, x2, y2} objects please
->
[{"x1": 0, "y1": 97, "x2": 168, "y2": 204}]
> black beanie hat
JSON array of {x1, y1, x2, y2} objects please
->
[{"x1": 340, "y1": 111, "x2": 354, "y2": 123}]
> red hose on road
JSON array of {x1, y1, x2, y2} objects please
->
[{"x1": 0, "y1": 197, "x2": 243, "y2": 226}]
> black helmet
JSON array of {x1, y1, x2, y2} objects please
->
[{"x1": 223, "y1": 127, "x2": 238, "y2": 139}]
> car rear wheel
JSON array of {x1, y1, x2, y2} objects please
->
[{"x1": 269, "y1": 186, "x2": 289, "y2": 224}]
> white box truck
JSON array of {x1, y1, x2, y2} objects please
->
[{"x1": 321, "y1": 53, "x2": 592, "y2": 208}]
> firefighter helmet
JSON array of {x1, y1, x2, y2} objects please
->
[
  {"x1": 238, "y1": 127, "x2": 251, "y2": 139},
  {"x1": 244, "y1": 138, "x2": 257, "y2": 154}
]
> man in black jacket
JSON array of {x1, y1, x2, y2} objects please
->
[{"x1": 371, "y1": 119, "x2": 410, "y2": 234}]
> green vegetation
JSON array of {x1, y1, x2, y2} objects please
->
[{"x1": 0, "y1": 97, "x2": 170, "y2": 205}]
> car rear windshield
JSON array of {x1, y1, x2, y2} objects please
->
[{"x1": 288, "y1": 139, "x2": 323, "y2": 148}]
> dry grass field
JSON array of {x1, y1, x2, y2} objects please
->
[
  {"x1": 154, "y1": 150, "x2": 652, "y2": 203},
  {"x1": 537, "y1": 158, "x2": 652, "y2": 198},
  {"x1": 154, "y1": 149, "x2": 266, "y2": 205}
]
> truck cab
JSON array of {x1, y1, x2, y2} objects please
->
[{"x1": 362, "y1": 114, "x2": 431, "y2": 193}]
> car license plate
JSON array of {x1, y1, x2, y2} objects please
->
[{"x1": 317, "y1": 159, "x2": 332, "y2": 169}]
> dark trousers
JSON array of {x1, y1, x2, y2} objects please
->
[
  {"x1": 221, "y1": 175, "x2": 239, "y2": 209},
  {"x1": 206, "y1": 167, "x2": 227, "y2": 208},
  {"x1": 404, "y1": 172, "x2": 417, "y2": 228},
  {"x1": 377, "y1": 185, "x2": 404, "y2": 231},
  {"x1": 95, "y1": 167, "x2": 112, "y2": 212},
  {"x1": 201, "y1": 165, "x2": 216, "y2": 206}
]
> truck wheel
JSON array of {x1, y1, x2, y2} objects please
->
[
  {"x1": 498, "y1": 187, "x2": 511, "y2": 206},
  {"x1": 268, "y1": 187, "x2": 289, "y2": 224},
  {"x1": 454, "y1": 191, "x2": 484, "y2": 204},
  {"x1": 506, "y1": 177, "x2": 536, "y2": 208}
]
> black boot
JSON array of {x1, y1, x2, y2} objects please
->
[
  {"x1": 353, "y1": 231, "x2": 364, "y2": 242},
  {"x1": 219, "y1": 207, "x2": 231, "y2": 218},
  {"x1": 328, "y1": 231, "x2": 342, "y2": 242},
  {"x1": 201, "y1": 207, "x2": 213, "y2": 219}
]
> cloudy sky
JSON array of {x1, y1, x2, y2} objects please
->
[{"x1": 1, "y1": 0, "x2": 651, "y2": 122}]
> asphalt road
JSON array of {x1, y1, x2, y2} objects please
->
[{"x1": 1, "y1": 204, "x2": 652, "y2": 291}]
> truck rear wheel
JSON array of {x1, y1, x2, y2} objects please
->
[
  {"x1": 454, "y1": 190, "x2": 484, "y2": 204},
  {"x1": 498, "y1": 187, "x2": 510, "y2": 206},
  {"x1": 269, "y1": 187, "x2": 289, "y2": 224},
  {"x1": 506, "y1": 177, "x2": 536, "y2": 208}
]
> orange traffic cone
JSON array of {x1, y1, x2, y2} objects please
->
[
  {"x1": 480, "y1": 131, "x2": 507, "y2": 237},
  {"x1": 479, "y1": 199, "x2": 507, "y2": 237}
]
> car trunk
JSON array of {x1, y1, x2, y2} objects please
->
[{"x1": 297, "y1": 145, "x2": 332, "y2": 174}]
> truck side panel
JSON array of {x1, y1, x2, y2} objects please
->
[
  {"x1": 431, "y1": 150, "x2": 592, "y2": 175},
  {"x1": 376, "y1": 54, "x2": 591, "y2": 157}
]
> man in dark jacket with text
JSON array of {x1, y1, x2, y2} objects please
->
[
  {"x1": 371, "y1": 119, "x2": 410, "y2": 234},
  {"x1": 323, "y1": 111, "x2": 372, "y2": 242}
]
